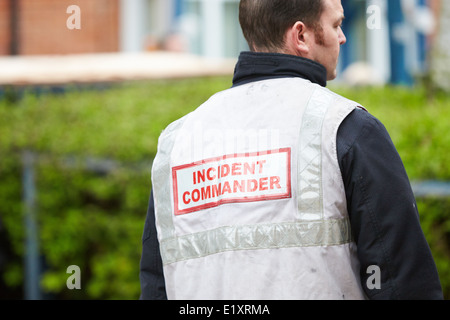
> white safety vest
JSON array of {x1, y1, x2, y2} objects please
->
[{"x1": 152, "y1": 77, "x2": 366, "y2": 300}]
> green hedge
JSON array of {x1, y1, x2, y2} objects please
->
[
  {"x1": 0, "y1": 79, "x2": 449, "y2": 299},
  {"x1": 0, "y1": 78, "x2": 232, "y2": 299}
]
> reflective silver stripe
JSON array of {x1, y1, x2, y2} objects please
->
[
  {"x1": 152, "y1": 119, "x2": 186, "y2": 240},
  {"x1": 160, "y1": 218, "x2": 352, "y2": 265},
  {"x1": 297, "y1": 88, "x2": 334, "y2": 221}
]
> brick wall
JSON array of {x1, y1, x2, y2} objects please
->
[
  {"x1": 0, "y1": 0, "x2": 119, "y2": 56},
  {"x1": 0, "y1": 0, "x2": 11, "y2": 55}
]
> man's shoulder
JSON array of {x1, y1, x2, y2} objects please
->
[{"x1": 337, "y1": 107, "x2": 389, "y2": 154}]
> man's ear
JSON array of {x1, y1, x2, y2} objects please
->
[{"x1": 285, "y1": 21, "x2": 310, "y2": 56}]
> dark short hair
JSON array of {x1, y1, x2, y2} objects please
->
[{"x1": 239, "y1": 0, "x2": 324, "y2": 51}]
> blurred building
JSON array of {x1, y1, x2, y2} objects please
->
[
  {"x1": 0, "y1": 0, "x2": 185, "y2": 55},
  {"x1": 429, "y1": 0, "x2": 450, "y2": 91},
  {"x1": 0, "y1": 0, "x2": 119, "y2": 55},
  {"x1": 180, "y1": 0, "x2": 248, "y2": 58},
  {"x1": 0, "y1": 0, "x2": 439, "y2": 85},
  {"x1": 340, "y1": 0, "x2": 436, "y2": 86},
  {"x1": 179, "y1": 0, "x2": 437, "y2": 85}
]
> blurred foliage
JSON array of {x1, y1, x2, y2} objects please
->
[
  {"x1": 0, "y1": 77, "x2": 232, "y2": 299},
  {"x1": 0, "y1": 78, "x2": 449, "y2": 299},
  {"x1": 333, "y1": 85, "x2": 450, "y2": 180},
  {"x1": 417, "y1": 198, "x2": 450, "y2": 300}
]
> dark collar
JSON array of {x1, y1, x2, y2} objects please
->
[{"x1": 232, "y1": 51, "x2": 327, "y2": 88}]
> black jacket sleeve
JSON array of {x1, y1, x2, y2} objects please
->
[
  {"x1": 139, "y1": 191, "x2": 167, "y2": 300},
  {"x1": 337, "y1": 108, "x2": 443, "y2": 300}
]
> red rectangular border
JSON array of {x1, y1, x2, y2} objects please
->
[{"x1": 172, "y1": 148, "x2": 292, "y2": 216}]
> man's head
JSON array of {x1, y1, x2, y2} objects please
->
[{"x1": 239, "y1": 0, "x2": 347, "y2": 81}]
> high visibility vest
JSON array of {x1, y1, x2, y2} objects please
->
[{"x1": 152, "y1": 77, "x2": 366, "y2": 300}]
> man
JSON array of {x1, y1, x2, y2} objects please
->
[{"x1": 140, "y1": 0, "x2": 443, "y2": 300}]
